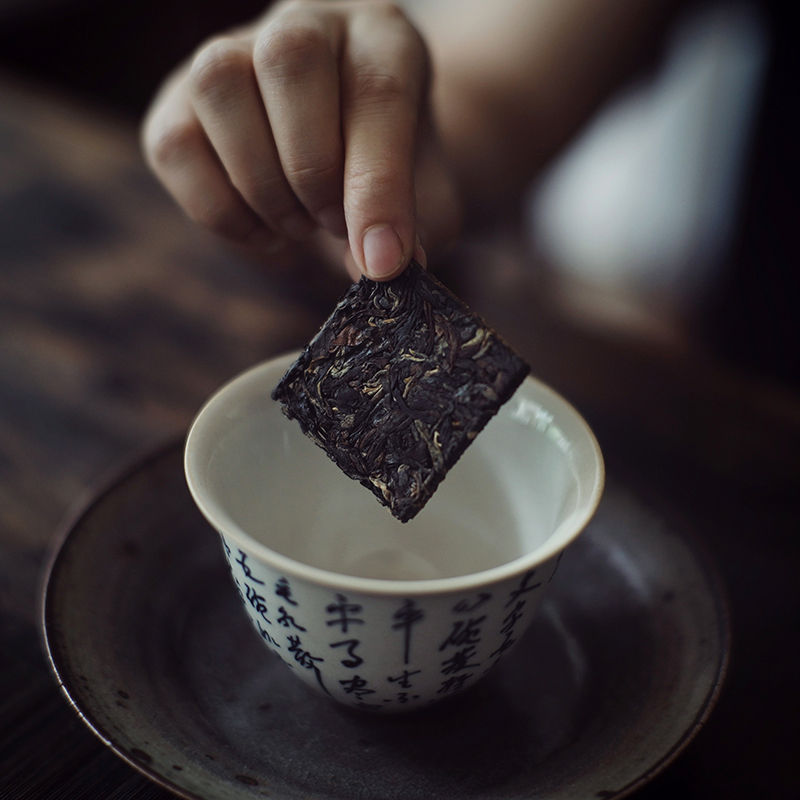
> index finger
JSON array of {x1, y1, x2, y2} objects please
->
[{"x1": 341, "y1": 4, "x2": 429, "y2": 280}]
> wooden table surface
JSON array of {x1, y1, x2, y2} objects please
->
[{"x1": 1, "y1": 73, "x2": 799, "y2": 799}]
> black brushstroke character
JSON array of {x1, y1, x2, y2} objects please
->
[
  {"x1": 275, "y1": 576, "x2": 298, "y2": 606},
  {"x1": 500, "y1": 600, "x2": 526, "y2": 635},
  {"x1": 391, "y1": 599, "x2": 425, "y2": 664},
  {"x1": 547, "y1": 552, "x2": 564, "y2": 584},
  {"x1": 339, "y1": 675, "x2": 375, "y2": 700},
  {"x1": 245, "y1": 584, "x2": 271, "y2": 623},
  {"x1": 438, "y1": 616, "x2": 485, "y2": 650},
  {"x1": 490, "y1": 634, "x2": 516, "y2": 660},
  {"x1": 452, "y1": 593, "x2": 492, "y2": 614},
  {"x1": 277, "y1": 606, "x2": 306, "y2": 631},
  {"x1": 256, "y1": 620, "x2": 281, "y2": 648},
  {"x1": 491, "y1": 600, "x2": 528, "y2": 659},
  {"x1": 489, "y1": 572, "x2": 542, "y2": 660},
  {"x1": 330, "y1": 639, "x2": 364, "y2": 668},
  {"x1": 387, "y1": 668, "x2": 421, "y2": 688},
  {"x1": 236, "y1": 550, "x2": 265, "y2": 585},
  {"x1": 504, "y1": 569, "x2": 541, "y2": 608},
  {"x1": 437, "y1": 673, "x2": 471, "y2": 694},
  {"x1": 440, "y1": 645, "x2": 480, "y2": 675},
  {"x1": 287, "y1": 635, "x2": 330, "y2": 695},
  {"x1": 326, "y1": 594, "x2": 364, "y2": 633}
]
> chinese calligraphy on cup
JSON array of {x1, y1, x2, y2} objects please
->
[{"x1": 186, "y1": 353, "x2": 604, "y2": 711}]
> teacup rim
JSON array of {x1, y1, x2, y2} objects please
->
[{"x1": 185, "y1": 352, "x2": 605, "y2": 596}]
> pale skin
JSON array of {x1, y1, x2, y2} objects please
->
[{"x1": 142, "y1": 0, "x2": 681, "y2": 282}]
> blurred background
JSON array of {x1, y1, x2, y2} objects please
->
[
  {"x1": 526, "y1": 0, "x2": 799, "y2": 392},
  {"x1": 1, "y1": 0, "x2": 797, "y2": 388},
  {"x1": 1, "y1": 3, "x2": 798, "y2": 799}
]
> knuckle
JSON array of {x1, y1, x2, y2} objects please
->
[
  {"x1": 235, "y1": 172, "x2": 298, "y2": 220},
  {"x1": 188, "y1": 199, "x2": 246, "y2": 239},
  {"x1": 286, "y1": 155, "x2": 341, "y2": 194},
  {"x1": 271, "y1": 0, "x2": 310, "y2": 13},
  {"x1": 350, "y1": 66, "x2": 408, "y2": 106},
  {"x1": 370, "y1": 1, "x2": 408, "y2": 24},
  {"x1": 366, "y1": 1, "x2": 424, "y2": 49},
  {"x1": 254, "y1": 23, "x2": 329, "y2": 81},
  {"x1": 145, "y1": 120, "x2": 198, "y2": 170},
  {"x1": 190, "y1": 39, "x2": 251, "y2": 101},
  {"x1": 363, "y1": 3, "x2": 429, "y2": 83}
]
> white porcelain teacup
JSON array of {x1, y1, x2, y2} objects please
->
[{"x1": 185, "y1": 352, "x2": 604, "y2": 712}]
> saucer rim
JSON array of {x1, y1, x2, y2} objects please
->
[{"x1": 40, "y1": 437, "x2": 729, "y2": 800}]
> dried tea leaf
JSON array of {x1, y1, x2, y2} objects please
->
[{"x1": 272, "y1": 261, "x2": 529, "y2": 522}]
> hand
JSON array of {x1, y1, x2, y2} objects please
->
[{"x1": 141, "y1": 0, "x2": 461, "y2": 281}]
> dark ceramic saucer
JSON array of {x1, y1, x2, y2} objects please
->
[{"x1": 42, "y1": 440, "x2": 728, "y2": 800}]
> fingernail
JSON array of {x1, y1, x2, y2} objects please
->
[
  {"x1": 362, "y1": 225, "x2": 404, "y2": 279},
  {"x1": 280, "y1": 212, "x2": 315, "y2": 240},
  {"x1": 317, "y1": 205, "x2": 348, "y2": 237}
]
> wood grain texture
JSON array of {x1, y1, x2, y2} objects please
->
[
  {"x1": 0, "y1": 74, "x2": 343, "y2": 799},
  {"x1": 0, "y1": 76, "x2": 342, "y2": 557}
]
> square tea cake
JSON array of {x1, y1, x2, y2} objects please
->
[{"x1": 272, "y1": 261, "x2": 529, "y2": 522}]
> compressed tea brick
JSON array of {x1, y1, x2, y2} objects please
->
[{"x1": 272, "y1": 261, "x2": 529, "y2": 522}]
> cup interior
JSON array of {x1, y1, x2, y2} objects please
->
[{"x1": 185, "y1": 353, "x2": 603, "y2": 586}]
